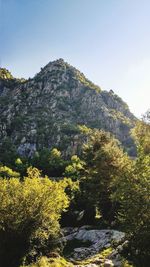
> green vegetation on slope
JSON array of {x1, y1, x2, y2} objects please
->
[
  {"x1": 0, "y1": 109, "x2": 149, "y2": 267},
  {"x1": 0, "y1": 68, "x2": 14, "y2": 80}
]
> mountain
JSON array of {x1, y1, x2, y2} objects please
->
[{"x1": 0, "y1": 59, "x2": 136, "y2": 160}]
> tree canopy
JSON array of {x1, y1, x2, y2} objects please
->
[{"x1": 0, "y1": 167, "x2": 70, "y2": 267}]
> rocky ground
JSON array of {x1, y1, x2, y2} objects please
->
[{"x1": 57, "y1": 226, "x2": 132, "y2": 267}]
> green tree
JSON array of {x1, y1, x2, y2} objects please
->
[
  {"x1": 0, "y1": 138, "x2": 18, "y2": 167},
  {"x1": 0, "y1": 167, "x2": 69, "y2": 267},
  {"x1": 14, "y1": 158, "x2": 29, "y2": 177},
  {"x1": 31, "y1": 148, "x2": 68, "y2": 177},
  {"x1": 64, "y1": 155, "x2": 85, "y2": 181},
  {"x1": 80, "y1": 129, "x2": 131, "y2": 223},
  {"x1": 112, "y1": 113, "x2": 150, "y2": 266},
  {"x1": 60, "y1": 155, "x2": 84, "y2": 226},
  {"x1": 131, "y1": 110, "x2": 150, "y2": 154}
]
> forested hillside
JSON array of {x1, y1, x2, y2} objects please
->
[{"x1": 0, "y1": 61, "x2": 149, "y2": 267}]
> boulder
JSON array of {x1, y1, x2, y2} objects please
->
[
  {"x1": 60, "y1": 226, "x2": 125, "y2": 261},
  {"x1": 104, "y1": 259, "x2": 114, "y2": 267}
]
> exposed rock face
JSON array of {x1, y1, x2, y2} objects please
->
[
  {"x1": 0, "y1": 59, "x2": 136, "y2": 158},
  {"x1": 59, "y1": 226, "x2": 128, "y2": 267},
  {"x1": 60, "y1": 226, "x2": 125, "y2": 261}
]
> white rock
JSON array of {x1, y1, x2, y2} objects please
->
[
  {"x1": 104, "y1": 259, "x2": 114, "y2": 267},
  {"x1": 60, "y1": 226, "x2": 126, "y2": 261}
]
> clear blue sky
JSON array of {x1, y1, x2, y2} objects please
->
[{"x1": 1, "y1": 0, "x2": 150, "y2": 117}]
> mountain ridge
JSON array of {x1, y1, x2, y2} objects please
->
[{"x1": 0, "y1": 59, "x2": 136, "y2": 160}]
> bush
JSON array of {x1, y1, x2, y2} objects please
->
[{"x1": 0, "y1": 167, "x2": 70, "y2": 267}]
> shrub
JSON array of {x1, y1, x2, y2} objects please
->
[{"x1": 0, "y1": 167, "x2": 70, "y2": 267}]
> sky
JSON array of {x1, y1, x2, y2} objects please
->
[{"x1": 0, "y1": 0, "x2": 150, "y2": 117}]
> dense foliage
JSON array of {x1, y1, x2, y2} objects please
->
[
  {"x1": 31, "y1": 148, "x2": 69, "y2": 177},
  {"x1": 111, "y1": 112, "x2": 150, "y2": 266},
  {"x1": 0, "y1": 167, "x2": 70, "y2": 267},
  {"x1": 0, "y1": 112, "x2": 149, "y2": 267},
  {"x1": 81, "y1": 130, "x2": 131, "y2": 222}
]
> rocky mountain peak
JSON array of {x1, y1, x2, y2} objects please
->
[
  {"x1": 34, "y1": 59, "x2": 101, "y2": 93},
  {"x1": 42, "y1": 58, "x2": 67, "y2": 71},
  {"x1": 0, "y1": 59, "x2": 137, "y2": 159}
]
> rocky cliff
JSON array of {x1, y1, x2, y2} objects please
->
[{"x1": 0, "y1": 59, "x2": 136, "y2": 159}]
